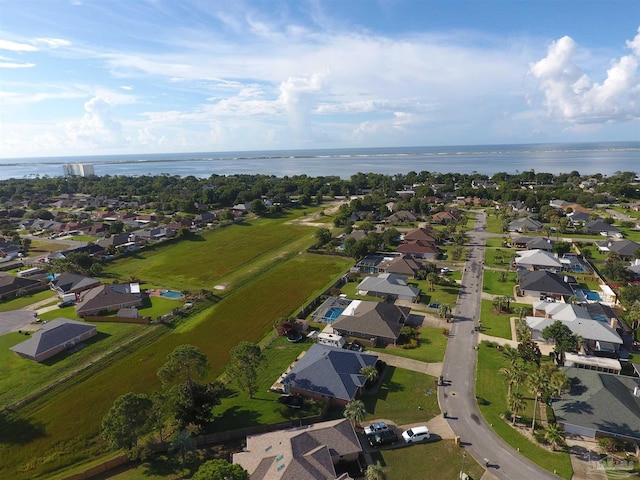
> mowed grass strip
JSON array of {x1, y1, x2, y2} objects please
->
[
  {"x1": 103, "y1": 217, "x2": 312, "y2": 291},
  {"x1": 0, "y1": 253, "x2": 352, "y2": 480},
  {"x1": 482, "y1": 269, "x2": 517, "y2": 296},
  {"x1": 0, "y1": 289, "x2": 57, "y2": 312},
  {"x1": 377, "y1": 439, "x2": 486, "y2": 480},
  {"x1": 476, "y1": 343, "x2": 573, "y2": 479}
]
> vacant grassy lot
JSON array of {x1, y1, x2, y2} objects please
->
[
  {"x1": 103, "y1": 216, "x2": 314, "y2": 291},
  {"x1": 482, "y1": 269, "x2": 517, "y2": 296},
  {"x1": 376, "y1": 439, "x2": 486, "y2": 480},
  {"x1": 370, "y1": 327, "x2": 448, "y2": 363},
  {"x1": 476, "y1": 343, "x2": 573, "y2": 479},
  {"x1": 361, "y1": 366, "x2": 439, "y2": 424},
  {"x1": 0, "y1": 240, "x2": 351, "y2": 480},
  {"x1": 479, "y1": 300, "x2": 515, "y2": 340}
]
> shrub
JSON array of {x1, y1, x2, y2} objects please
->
[
  {"x1": 401, "y1": 338, "x2": 419, "y2": 349},
  {"x1": 440, "y1": 327, "x2": 449, "y2": 337}
]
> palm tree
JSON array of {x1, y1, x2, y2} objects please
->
[
  {"x1": 426, "y1": 272, "x2": 438, "y2": 292},
  {"x1": 501, "y1": 346, "x2": 521, "y2": 367},
  {"x1": 500, "y1": 362, "x2": 527, "y2": 397},
  {"x1": 508, "y1": 392, "x2": 526, "y2": 425},
  {"x1": 438, "y1": 303, "x2": 452, "y2": 320},
  {"x1": 504, "y1": 294, "x2": 515, "y2": 312},
  {"x1": 493, "y1": 296, "x2": 506, "y2": 313},
  {"x1": 544, "y1": 423, "x2": 565, "y2": 451},
  {"x1": 365, "y1": 461, "x2": 387, "y2": 480},
  {"x1": 343, "y1": 399, "x2": 367, "y2": 428},
  {"x1": 549, "y1": 371, "x2": 570, "y2": 399},
  {"x1": 360, "y1": 365, "x2": 379, "y2": 385},
  {"x1": 169, "y1": 429, "x2": 196, "y2": 465},
  {"x1": 528, "y1": 371, "x2": 548, "y2": 433}
]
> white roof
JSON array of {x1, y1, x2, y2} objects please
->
[
  {"x1": 342, "y1": 299, "x2": 361, "y2": 316},
  {"x1": 515, "y1": 249, "x2": 562, "y2": 268},
  {"x1": 564, "y1": 353, "x2": 622, "y2": 371},
  {"x1": 526, "y1": 316, "x2": 622, "y2": 344}
]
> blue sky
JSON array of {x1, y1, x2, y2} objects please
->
[{"x1": 0, "y1": 0, "x2": 638, "y2": 158}]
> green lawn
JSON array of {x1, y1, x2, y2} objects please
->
[
  {"x1": 361, "y1": 366, "x2": 439, "y2": 425},
  {"x1": 419, "y1": 281, "x2": 460, "y2": 307},
  {"x1": 476, "y1": 343, "x2": 573, "y2": 479},
  {"x1": 482, "y1": 269, "x2": 517, "y2": 296},
  {"x1": 0, "y1": 242, "x2": 352, "y2": 479},
  {"x1": 479, "y1": 299, "x2": 530, "y2": 340},
  {"x1": 369, "y1": 327, "x2": 448, "y2": 363},
  {"x1": 0, "y1": 290, "x2": 57, "y2": 312},
  {"x1": 212, "y1": 336, "x2": 323, "y2": 431},
  {"x1": 377, "y1": 439, "x2": 486, "y2": 480}
]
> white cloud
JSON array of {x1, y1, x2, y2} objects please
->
[
  {"x1": 278, "y1": 72, "x2": 327, "y2": 143},
  {"x1": 0, "y1": 61, "x2": 35, "y2": 68},
  {"x1": 0, "y1": 39, "x2": 38, "y2": 52},
  {"x1": 529, "y1": 28, "x2": 640, "y2": 123},
  {"x1": 33, "y1": 38, "x2": 71, "y2": 48},
  {"x1": 63, "y1": 95, "x2": 125, "y2": 147}
]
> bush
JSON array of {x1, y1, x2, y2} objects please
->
[
  {"x1": 440, "y1": 327, "x2": 449, "y2": 337},
  {"x1": 483, "y1": 340, "x2": 496, "y2": 348},
  {"x1": 401, "y1": 338, "x2": 419, "y2": 349}
]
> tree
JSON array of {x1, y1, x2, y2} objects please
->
[
  {"x1": 500, "y1": 363, "x2": 526, "y2": 397},
  {"x1": 101, "y1": 392, "x2": 153, "y2": 456},
  {"x1": 426, "y1": 272, "x2": 438, "y2": 291},
  {"x1": 365, "y1": 461, "x2": 387, "y2": 480},
  {"x1": 20, "y1": 237, "x2": 31, "y2": 252},
  {"x1": 172, "y1": 380, "x2": 223, "y2": 431},
  {"x1": 226, "y1": 342, "x2": 267, "y2": 399},
  {"x1": 549, "y1": 370, "x2": 570, "y2": 398},
  {"x1": 528, "y1": 370, "x2": 548, "y2": 433},
  {"x1": 192, "y1": 459, "x2": 250, "y2": 480},
  {"x1": 508, "y1": 392, "x2": 526, "y2": 425},
  {"x1": 542, "y1": 321, "x2": 578, "y2": 365},
  {"x1": 493, "y1": 296, "x2": 507, "y2": 313},
  {"x1": 438, "y1": 303, "x2": 452, "y2": 321},
  {"x1": 544, "y1": 423, "x2": 565, "y2": 451},
  {"x1": 157, "y1": 344, "x2": 210, "y2": 399},
  {"x1": 343, "y1": 399, "x2": 367, "y2": 427},
  {"x1": 169, "y1": 429, "x2": 196, "y2": 465},
  {"x1": 250, "y1": 198, "x2": 267, "y2": 216},
  {"x1": 501, "y1": 345, "x2": 521, "y2": 367},
  {"x1": 517, "y1": 338, "x2": 541, "y2": 365},
  {"x1": 360, "y1": 365, "x2": 379, "y2": 386},
  {"x1": 314, "y1": 227, "x2": 332, "y2": 247}
]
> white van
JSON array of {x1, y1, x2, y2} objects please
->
[{"x1": 401, "y1": 426, "x2": 430, "y2": 443}]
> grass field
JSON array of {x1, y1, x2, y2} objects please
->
[
  {"x1": 0, "y1": 289, "x2": 56, "y2": 312},
  {"x1": 376, "y1": 439, "x2": 486, "y2": 480},
  {"x1": 370, "y1": 327, "x2": 448, "y2": 363},
  {"x1": 361, "y1": 366, "x2": 440, "y2": 424},
  {"x1": 479, "y1": 300, "x2": 531, "y2": 340},
  {"x1": 0, "y1": 214, "x2": 353, "y2": 480},
  {"x1": 482, "y1": 269, "x2": 517, "y2": 296},
  {"x1": 476, "y1": 343, "x2": 573, "y2": 479}
]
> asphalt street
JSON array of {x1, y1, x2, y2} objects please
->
[{"x1": 438, "y1": 211, "x2": 561, "y2": 480}]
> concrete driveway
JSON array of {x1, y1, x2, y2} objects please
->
[{"x1": 0, "y1": 310, "x2": 39, "y2": 335}]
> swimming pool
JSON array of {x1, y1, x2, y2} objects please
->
[
  {"x1": 160, "y1": 290, "x2": 183, "y2": 299},
  {"x1": 572, "y1": 265, "x2": 585, "y2": 273},
  {"x1": 578, "y1": 289, "x2": 602, "y2": 302},
  {"x1": 323, "y1": 307, "x2": 344, "y2": 323}
]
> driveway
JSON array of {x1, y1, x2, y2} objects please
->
[
  {"x1": 0, "y1": 310, "x2": 39, "y2": 335},
  {"x1": 438, "y1": 210, "x2": 561, "y2": 480},
  {"x1": 373, "y1": 351, "x2": 443, "y2": 377}
]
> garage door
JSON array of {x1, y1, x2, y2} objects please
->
[{"x1": 563, "y1": 423, "x2": 596, "y2": 438}]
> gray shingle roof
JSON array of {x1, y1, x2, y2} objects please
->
[
  {"x1": 10, "y1": 318, "x2": 96, "y2": 359},
  {"x1": 553, "y1": 368, "x2": 640, "y2": 440},
  {"x1": 519, "y1": 270, "x2": 575, "y2": 296},
  {"x1": 331, "y1": 300, "x2": 409, "y2": 341},
  {"x1": 51, "y1": 273, "x2": 100, "y2": 294},
  {"x1": 357, "y1": 273, "x2": 420, "y2": 299},
  {"x1": 282, "y1": 344, "x2": 377, "y2": 402}
]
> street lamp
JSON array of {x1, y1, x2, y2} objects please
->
[{"x1": 460, "y1": 453, "x2": 466, "y2": 479}]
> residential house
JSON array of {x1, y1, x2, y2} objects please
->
[
  {"x1": 518, "y1": 270, "x2": 575, "y2": 300},
  {"x1": 386, "y1": 210, "x2": 417, "y2": 223},
  {"x1": 75, "y1": 283, "x2": 143, "y2": 317},
  {"x1": 96, "y1": 233, "x2": 135, "y2": 249},
  {"x1": 10, "y1": 318, "x2": 97, "y2": 362},
  {"x1": 281, "y1": 344, "x2": 378, "y2": 406},
  {"x1": 403, "y1": 227, "x2": 438, "y2": 242},
  {"x1": 50, "y1": 273, "x2": 100, "y2": 298},
  {"x1": 552, "y1": 368, "x2": 640, "y2": 442},
  {"x1": 233, "y1": 418, "x2": 360, "y2": 480},
  {"x1": 504, "y1": 201, "x2": 525, "y2": 211},
  {"x1": 527, "y1": 302, "x2": 622, "y2": 357},
  {"x1": 585, "y1": 220, "x2": 621, "y2": 237},
  {"x1": 378, "y1": 255, "x2": 423, "y2": 278},
  {"x1": 514, "y1": 249, "x2": 563, "y2": 271},
  {"x1": 356, "y1": 273, "x2": 420, "y2": 302},
  {"x1": 508, "y1": 216, "x2": 544, "y2": 233},
  {"x1": 397, "y1": 240, "x2": 438, "y2": 259},
  {"x1": 431, "y1": 210, "x2": 459, "y2": 224},
  {"x1": 0, "y1": 275, "x2": 46, "y2": 301},
  {"x1": 596, "y1": 239, "x2": 640, "y2": 259},
  {"x1": 511, "y1": 236, "x2": 555, "y2": 251},
  {"x1": 566, "y1": 211, "x2": 591, "y2": 226},
  {"x1": 331, "y1": 299, "x2": 411, "y2": 345},
  {"x1": 0, "y1": 240, "x2": 22, "y2": 260}
]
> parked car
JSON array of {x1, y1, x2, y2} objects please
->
[
  {"x1": 57, "y1": 300, "x2": 75, "y2": 308},
  {"x1": 401, "y1": 425, "x2": 431, "y2": 443},
  {"x1": 428, "y1": 302, "x2": 440, "y2": 308},
  {"x1": 367, "y1": 429, "x2": 398, "y2": 447},
  {"x1": 364, "y1": 421, "x2": 388, "y2": 435},
  {"x1": 347, "y1": 340, "x2": 364, "y2": 352}
]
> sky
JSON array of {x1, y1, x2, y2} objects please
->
[{"x1": 0, "y1": 0, "x2": 638, "y2": 158}]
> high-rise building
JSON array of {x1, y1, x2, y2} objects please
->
[{"x1": 62, "y1": 163, "x2": 95, "y2": 177}]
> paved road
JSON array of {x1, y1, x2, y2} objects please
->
[{"x1": 438, "y1": 211, "x2": 560, "y2": 480}]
